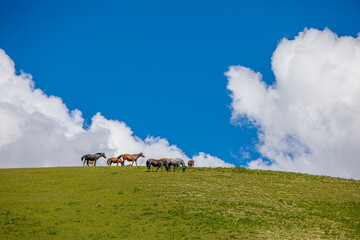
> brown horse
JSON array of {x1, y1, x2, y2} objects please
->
[
  {"x1": 188, "y1": 160, "x2": 194, "y2": 167},
  {"x1": 121, "y1": 153, "x2": 145, "y2": 166},
  {"x1": 234, "y1": 167, "x2": 246, "y2": 169},
  {"x1": 107, "y1": 155, "x2": 124, "y2": 166},
  {"x1": 87, "y1": 160, "x2": 96, "y2": 166}
]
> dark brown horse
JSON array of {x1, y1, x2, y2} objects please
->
[
  {"x1": 121, "y1": 153, "x2": 145, "y2": 166},
  {"x1": 188, "y1": 160, "x2": 194, "y2": 167},
  {"x1": 146, "y1": 159, "x2": 168, "y2": 172},
  {"x1": 81, "y1": 153, "x2": 106, "y2": 166},
  {"x1": 107, "y1": 155, "x2": 124, "y2": 166}
]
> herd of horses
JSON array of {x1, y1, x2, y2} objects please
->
[{"x1": 80, "y1": 152, "x2": 195, "y2": 172}]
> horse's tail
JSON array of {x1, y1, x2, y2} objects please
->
[
  {"x1": 107, "y1": 158, "x2": 110, "y2": 166},
  {"x1": 117, "y1": 154, "x2": 123, "y2": 159},
  {"x1": 81, "y1": 155, "x2": 85, "y2": 162}
]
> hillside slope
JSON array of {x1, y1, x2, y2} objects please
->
[{"x1": 0, "y1": 166, "x2": 359, "y2": 239}]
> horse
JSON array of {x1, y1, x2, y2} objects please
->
[
  {"x1": 188, "y1": 160, "x2": 194, "y2": 167},
  {"x1": 165, "y1": 158, "x2": 186, "y2": 172},
  {"x1": 120, "y1": 153, "x2": 145, "y2": 166},
  {"x1": 81, "y1": 153, "x2": 106, "y2": 166},
  {"x1": 146, "y1": 159, "x2": 168, "y2": 172},
  {"x1": 107, "y1": 155, "x2": 124, "y2": 166},
  {"x1": 87, "y1": 160, "x2": 96, "y2": 166},
  {"x1": 146, "y1": 158, "x2": 167, "y2": 172}
]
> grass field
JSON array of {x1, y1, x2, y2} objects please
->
[{"x1": 0, "y1": 166, "x2": 359, "y2": 239}]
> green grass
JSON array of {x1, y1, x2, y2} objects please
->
[{"x1": 0, "y1": 166, "x2": 359, "y2": 239}]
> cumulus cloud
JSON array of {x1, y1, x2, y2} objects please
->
[
  {"x1": 192, "y1": 152, "x2": 235, "y2": 168},
  {"x1": 226, "y1": 28, "x2": 360, "y2": 179},
  {"x1": 0, "y1": 49, "x2": 234, "y2": 168}
]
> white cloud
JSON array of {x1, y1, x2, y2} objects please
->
[
  {"x1": 0, "y1": 49, "x2": 233, "y2": 168},
  {"x1": 192, "y1": 152, "x2": 235, "y2": 168},
  {"x1": 226, "y1": 28, "x2": 360, "y2": 179}
]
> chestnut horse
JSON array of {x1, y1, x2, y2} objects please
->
[
  {"x1": 107, "y1": 155, "x2": 124, "y2": 166},
  {"x1": 188, "y1": 160, "x2": 194, "y2": 167},
  {"x1": 234, "y1": 167, "x2": 246, "y2": 169},
  {"x1": 121, "y1": 153, "x2": 145, "y2": 166},
  {"x1": 86, "y1": 160, "x2": 96, "y2": 166}
]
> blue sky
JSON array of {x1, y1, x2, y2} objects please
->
[{"x1": 1, "y1": 0, "x2": 360, "y2": 167}]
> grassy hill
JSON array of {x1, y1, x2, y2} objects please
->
[{"x1": 0, "y1": 166, "x2": 359, "y2": 239}]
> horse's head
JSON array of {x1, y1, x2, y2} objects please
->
[
  {"x1": 101, "y1": 153, "x2": 106, "y2": 158},
  {"x1": 188, "y1": 160, "x2": 194, "y2": 167},
  {"x1": 182, "y1": 165, "x2": 186, "y2": 172},
  {"x1": 164, "y1": 161, "x2": 170, "y2": 171},
  {"x1": 140, "y1": 152, "x2": 145, "y2": 158}
]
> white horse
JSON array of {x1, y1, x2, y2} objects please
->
[{"x1": 166, "y1": 158, "x2": 186, "y2": 172}]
